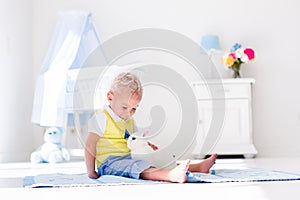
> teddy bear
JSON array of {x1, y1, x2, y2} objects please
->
[{"x1": 30, "y1": 127, "x2": 70, "y2": 164}]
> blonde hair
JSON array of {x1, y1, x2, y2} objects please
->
[{"x1": 110, "y1": 72, "x2": 143, "y2": 98}]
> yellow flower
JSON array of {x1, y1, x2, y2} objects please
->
[{"x1": 222, "y1": 56, "x2": 234, "y2": 67}]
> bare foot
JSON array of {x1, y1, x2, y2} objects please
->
[
  {"x1": 168, "y1": 159, "x2": 191, "y2": 183},
  {"x1": 189, "y1": 153, "x2": 218, "y2": 173}
]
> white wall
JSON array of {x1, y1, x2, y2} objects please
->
[
  {"x1": 1, "y1": 0, "x2": 298, "y2": 161},
  {"x1": 0, "y1": 0, "x2": 35, "y2": 162},
  {"x1": 32, "y1": 0, "x2": 300, "y2": 158}
]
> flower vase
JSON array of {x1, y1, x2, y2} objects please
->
[{"x1": 231, "y1": 63, "x2": 241, "y2": 78}]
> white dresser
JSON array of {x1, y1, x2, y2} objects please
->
[{"x1": 191, "y1": 78, "x2": 257, "y2": 159}]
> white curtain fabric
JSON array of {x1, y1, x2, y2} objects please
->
[{"x1": 31, "y1": 11, "x2": 101, "y2": 127}]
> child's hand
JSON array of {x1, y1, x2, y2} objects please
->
[
  {"x1": 143, "y1": 130, "x2": 158, "y2": 151},
  {"x1": 147, "y1": 142, "x2": 158, "y2": 151},
  {"x1": 88, "y1": 171, "x2": 99, "y2": 179}
]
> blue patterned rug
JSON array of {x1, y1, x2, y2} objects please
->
[{"x1": 23, "y1": 167, "x2": 300, "y2": 188}]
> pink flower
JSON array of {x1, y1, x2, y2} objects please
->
[
  {"x1": 244, "y1": 48, "x2": 255, "y2": 60},
  {"x1": 228, "y1": 52, "x2": 236, "y2": 61}
]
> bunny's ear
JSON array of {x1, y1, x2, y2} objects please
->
[{"x1": 142, "y1": 130, "x2": 150, "y2": 137}]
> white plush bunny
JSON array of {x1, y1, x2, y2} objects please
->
[{"x1": 127, "y1": 130, "x2": 157, "y2": 154}]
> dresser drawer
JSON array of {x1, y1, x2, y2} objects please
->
[{"x1": 192, "y1": 83, "x2": 251, "y2": 99}]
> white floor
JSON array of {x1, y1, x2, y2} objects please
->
[{"x1": 1, "y1": 156, "x2": 300, "y2": 200}]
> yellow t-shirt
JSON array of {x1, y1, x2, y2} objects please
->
[{"x1": 92, "y1": 108, "x2": 134, "y2": 168}]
